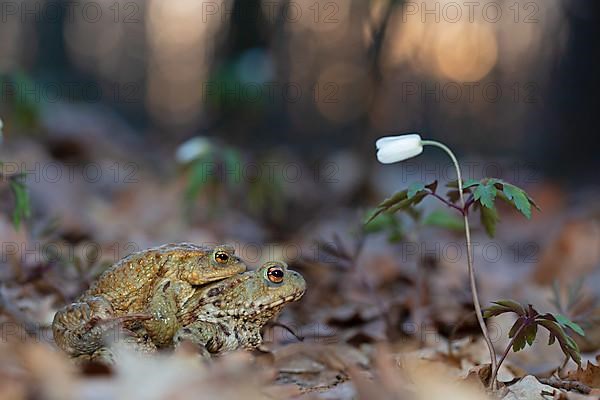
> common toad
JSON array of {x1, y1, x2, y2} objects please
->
[
  {"x1": 172, "y1": 261, "x2": 306, "y2": 356},
  {"x1": 52, "y1": 243, "x2": 247, "y2": 359}
]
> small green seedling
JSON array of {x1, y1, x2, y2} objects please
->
[
  {"x1": 484, "y1": 300, "x2": 584, "y2": 385},
  {"x1": 0, "y1": 161, "x2": 31, "y2": 231}
]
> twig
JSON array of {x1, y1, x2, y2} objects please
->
[{"x1": 539, "y1": 377, "x2": 591, "y2": 394}]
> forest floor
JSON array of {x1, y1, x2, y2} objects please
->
[{"x1": 1, "y1": 133, "x2": 600, "y2": 399}]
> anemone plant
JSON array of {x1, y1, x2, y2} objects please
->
[{"x1": 368, "y1": 133, "x2": 542, "y2": 389}]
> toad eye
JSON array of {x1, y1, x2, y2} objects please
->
[
  {"x1": 266, "y1": 266, "x2": 284, "y2": 284},
  {"x1": 214, "y1": 251, "x2": 230, "y2": 264}
]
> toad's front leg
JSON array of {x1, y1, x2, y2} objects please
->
[
  {"x1": 143, "y1": 279, "x2": 194, "y2": 347},
  {"x1": 173, "y1": 321, "x2": 236, "y2": 357}
]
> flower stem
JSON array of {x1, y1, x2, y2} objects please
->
[
  {"x1": 490, "y1": 323, "x2": 525, "y2": 387},
  {"x1": 421, "y1": 140, "x2": 498, "y2": 388}
]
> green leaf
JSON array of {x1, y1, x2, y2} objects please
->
[
  {"x1": 473, "y1": 181, "x2": 497, "y2": 209},
  {"x1": 480, "y1": 204, "x2": 499, "y2": 238},
  {"x1": 509, "y1": 317, "x2": 526, "y2": 338},
  {"x1": 502, "y1": 184, "x2": 532, "y2": 219},
  {"x1": 463, "y1": 179, "x2": 480, "y2": 188},
  {"x1": 363, "y1": 211, "x2": 399, "y2": 234},
  {"x1": 555, "y1": 314, "x2": 585, "y2": 337},
  {"x1": 512, "y1": 330, "x2": 527, "y2": 352},
  {"x1": 385, "y1": 191, "x2": 429, "y2": 214},
  {"x1": 409, "y1": 191, "x2": 429, "y2": 207},
  {"x1": 537, "y1": 319, "x2": 582, "y2": 365},
  {"x1": 525, "y1": 193, "x2": 542, "y2": 212},
  {"x1": 524, "y1": 323, "x2": 538, "y2": 346},
  {"x1": 484, "y1": 300, "x2": 526, "y2": 319},
  {"x1": 378, "y1": 189, "x2": 409, "y2": 209},
  {"x1": 483, "y1": 305, "x2": 510, "y2": 319},
  {"x1": 9, "y1": 178, "x2": 31, "y2": 231},
  {"x1": 492, "y1": 300, "x2": 526, "y2": 316},
  {"x1": 446, "y1": 179, "x2": 479, "y2": 189},
  {"x1": 407, "y1": 182, "x2": 426, "y2": 200},
  {"x1": 367, "y1": 181, "x2": 439, "y2": 225},
  {"x1": 423, "y1": 210, "x2": 463, "y2": 231}
]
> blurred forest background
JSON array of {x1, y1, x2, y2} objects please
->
[
  {"x1": 2, "y1": 0, "x2": 599, "y2": 173},
  {"x1": 2, "y1": 0, "x2": 599, "y2": 241}
]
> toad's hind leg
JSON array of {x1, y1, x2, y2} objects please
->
[{"x1": 52, "y1": 296, "x2": 114, "y2": 357}]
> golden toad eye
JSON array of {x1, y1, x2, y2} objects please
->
[
  {"x1": 267, "y1": 266, "x2": 284, "y2": 283},
  {"x1": 215, "y1": 251, "x2": 229, "y2": 264}
]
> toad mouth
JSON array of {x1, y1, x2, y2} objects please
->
[
  {"x1": 239, "y1": 291, "x2": 305, "y2": 314},
  {"x1": 263, "y1": 292, "x2": 304, "y2": 308}
]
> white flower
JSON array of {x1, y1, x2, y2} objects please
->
[
  {"x1": 375, "y1": 134, "x2": 423, "y2": 164},
  {"x1": 175, "y1": 136, "x2": 212, "y2": 164}
]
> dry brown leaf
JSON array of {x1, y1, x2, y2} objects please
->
[
  {"x1": 20, "y1": 343, "x2": 78, "y2": 400},
  {"x1": 567, "y1": 357, "x2": 600, "y2": 389},
  {"x1": 533, "y1": 219, "x2": 600, "y2": 285}
]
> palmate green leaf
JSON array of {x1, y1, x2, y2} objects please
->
[
  {"x1": 407, "y1": 182, "x2": 425, "y2": 200},
  {"x1": 492, "y1": 300, "x2": 527, "y2": 316},
  {"x1": 512, "y1": 331, "x2": 527, "y2": 352},
  {"x1": 502, "y1": 183, "x2": 532, "y2": 219},
  {"x1": 555, "y1": 314, "x2": 585, "y2": 337},
  {"x1": 379, "y1": 189, "x2": 409, "y2": 209},
  {"x1": 423, "y1": 210, "x2": 463, "y2": 231},
  {"x1": 480, "y1": 204, "x2": 499, "y2": 238},
  {"x1": 365, "y1": 189, "x2": 408, "y2": 224},
  {"x1": 484, "y1": 300, "x2": 526, "y2": 319},
  {"x1": 463, "y1": 179, "x2": 480, "y2": 188},
  {"x1": 493, "y1": 180, "x2": 541, "y2": 217},
  {"x1": 366, "y1": 181, "x2": 438, "y2": 225},
  {"x1": 386, "y1": 191, "x2": 428, "y2": 213},
  {"x1": 483, "y1": 305, "x2": 511, "y2": 319},
  {"x1": 537, "y1": 318, "x2": 582, "y2": 365},
  {"x1": 509, "y1": 317, "x2": 526, "y2": 338},
  {"x1": 524, "y1": 323, "x2": 538, "y2": 346},
  {"x1": 473, "y1": 180, "x2": 498, "y2": 209},
  {"x1": 446, "y1": 179, "x2": 479, "y2": 189},
  {"x1": 507, "y1": 314, "x2": 536, "y2": 353}
]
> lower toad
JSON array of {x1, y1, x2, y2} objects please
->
[{"x1": 173, "y1": 261, "x2": 306, "y2": 356}]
